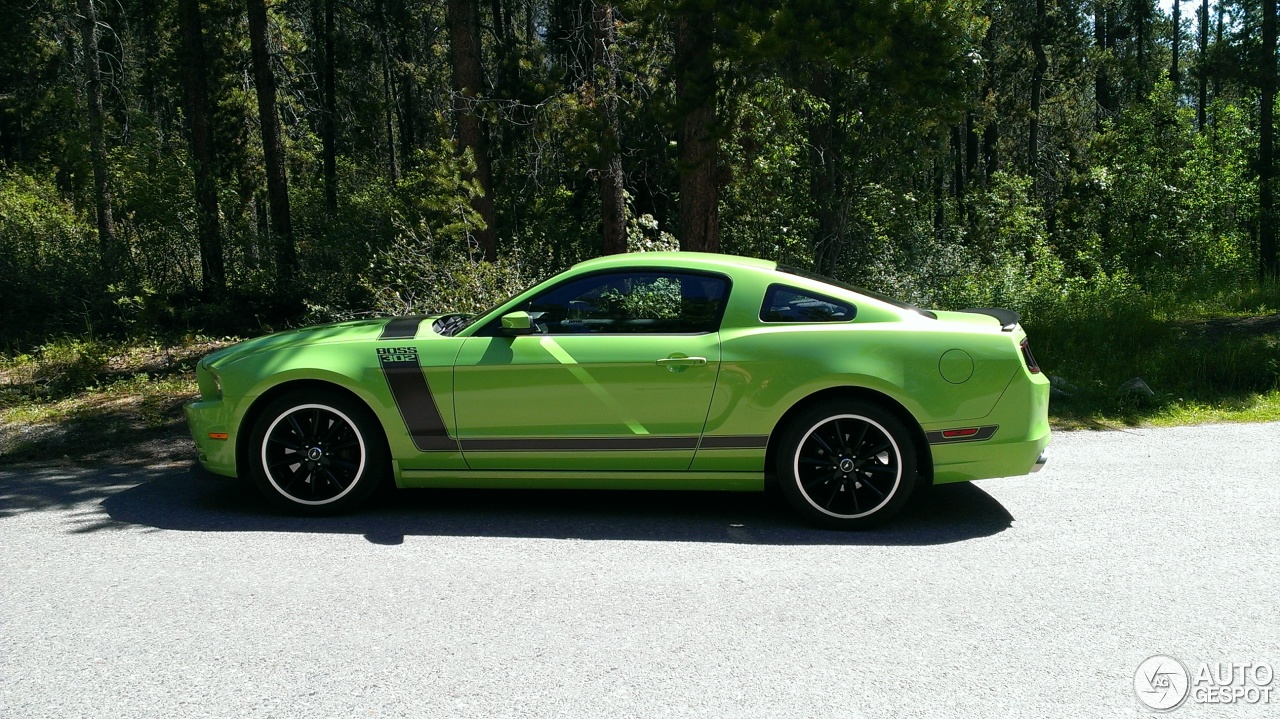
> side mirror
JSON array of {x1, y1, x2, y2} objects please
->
[{"x1": 500, "y1": 310, "x2": 534, "y2": 335}]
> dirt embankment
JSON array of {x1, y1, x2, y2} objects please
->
[{"x1": 0, "y1": 339, "x2": 231, "y2": 466}]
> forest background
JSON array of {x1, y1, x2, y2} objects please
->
[{"x1": 1, "y1": 0, "x2": 1279, "y2": 449}]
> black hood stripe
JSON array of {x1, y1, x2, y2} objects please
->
[{"x1": 379, "y1": 316, "x2": 426, "y2": 340}]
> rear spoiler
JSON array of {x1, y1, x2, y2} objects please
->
[{"x1": 959, "y1": 307, "x2": 1021, "y2": 332}]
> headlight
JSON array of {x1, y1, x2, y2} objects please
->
[{"x1": 198, "y1": 361, "x2": 223, "y2": 400}]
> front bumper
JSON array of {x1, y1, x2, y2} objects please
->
[{"x1": 184, "y1": 398, "x2": 239, "y2": 477}]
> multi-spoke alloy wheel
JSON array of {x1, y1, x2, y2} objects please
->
[
  {"x1": 262, "y1": 404, "x2": 365, "y2": 505},
  {"x1": 777, "y1": 400, "x2": 917, "y2": 529},
  {"x1": 249, "y1": 390, "x2": 388, "y2": 514}
]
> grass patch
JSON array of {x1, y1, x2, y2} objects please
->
[
  {"x1": 0, "y1": 336, "x2": 234, "y2": 463},
  {"x1": 1028, "y1": 277, "x2": 1280, "y2": 428},
  {"x1": 1050, "y1": 391, "x2": 1280, "y2": 430}
]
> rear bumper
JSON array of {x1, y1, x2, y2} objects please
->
[{"x1": 927, "y1": 369, "x2": 1051, "y2": 484}]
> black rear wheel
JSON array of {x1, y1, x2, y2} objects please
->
[
  {"x1": 777, "y1": 400, "x2": 917, "y2": 529},
  {"x1": 248, "y1": 389, "x2": 388, "y2": 514}
]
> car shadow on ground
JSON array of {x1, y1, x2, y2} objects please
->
[{"x1": 69, "y1": 463, "x2": 1015, "y2": 546}]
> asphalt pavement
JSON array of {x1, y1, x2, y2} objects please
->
[{"x1": 1, "y1": 423, "x2": 1277, "y2": 718}]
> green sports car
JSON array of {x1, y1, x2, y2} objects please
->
[{"x1": 185, "y1": 252, "x2": 1049, "y2": 528}]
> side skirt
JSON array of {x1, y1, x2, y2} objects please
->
[{"x1": 396, "y1": 467, "x2": 764, "y2": 491}]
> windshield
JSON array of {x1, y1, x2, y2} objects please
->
[
  {"x1": 776, "y1": 264, "x2": 937, "y2": 319},
  {"x1": 430, "y1": 276, "x2": 545, "y2": 337}
]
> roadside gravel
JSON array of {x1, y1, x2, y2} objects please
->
[{"x1": 2, "y1": 423, "x2": 1277, "y2": 718}]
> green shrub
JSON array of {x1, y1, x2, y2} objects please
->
[
  {"x1": 0, "y1": 170, "x2": 102, "y2": 346},
  {"x1": 361, "y1": 241, "x2": 542, "y2": 317},
  {"x1": 26, "y1": 337, "x2": 112, "y2": 395}
]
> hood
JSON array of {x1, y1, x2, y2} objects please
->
[{"x1": 203, "y1": 316, "x2": 432, "y2": 369}]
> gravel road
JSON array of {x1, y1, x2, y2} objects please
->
[{"x1": 2, "y1": 423, "x2": 1277, "y2": 718}]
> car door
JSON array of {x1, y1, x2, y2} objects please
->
[{"x1": 452, "y1": 269, "x2": 729, "y2": 471}]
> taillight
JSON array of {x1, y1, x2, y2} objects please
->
[{"x1": 1020, "y1": 338, "x2": 1041, "y2": 374}]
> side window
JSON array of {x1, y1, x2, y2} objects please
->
[
  {"x1": 759, "y1": 284, "x2": 856, "y2": 323},
  {"x1": 524, "y1": 271, "x2": 728, "y2": 334}
]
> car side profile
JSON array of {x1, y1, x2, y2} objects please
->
[{"x1": 185, "y1": 252, "x2": 1050, "y2": 528}]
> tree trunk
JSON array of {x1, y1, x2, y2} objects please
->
[
  {"x1": 177, "y1": 0, "x2": 225, "y2": 297},
  {"x1": 1213, "y1": 1, "x2": 1224, "y2": 102},
  {"x1": 962, "y1": 110, "x2": 978, "y2": 232},
  {"x1": 77, "y1": 0, "x2": 117, "y2": 273},
  {"x1": 965, "y1": 111, "x2": 979, "y2": 184},
  {"x1": 321, "y1": 0, "x2": 337, "y2": 214},
  {"x1": 489, "y1": 0, "x2": 514, "y2": 95},
  {"x1": 377, "y1": 0, "x2": 400, "y2": 182},
  {"x1": 489, "y1": 0, "x2": 506, "y2": 53},
  {"x1": 447, "y1": 0, "x2": 498, "y2": 261},
  {"x1": 1171, "y1": 0, "x2": 1181, "y2": 88},
  {"x1": 1133, "y1": 0, "x2": 1149, "y2": 90},
  {"x1": 982, "y1": 8, "x2": 998, "y2": 182},
  {"x1": 951, "y1": 123, "x2": 964, "y2": 200},
  {"x1": 1029, "y1": 0, "x2": 1046, "y2": 182},
  {"x1": 933, "y1": 150, "x2": 946, "y2": 240},
  {"x1": 1197, "y1": 0, "x2": 1208, "y2": 130},
  {"x1": 390, "y1": 0, "x2": 417, "y2": 167},
  {"x1": 1261, "y1": 0, "x2": 1277, "y2": 279},
  {"x1": 929, "y1": 128, "x2": 947, "y2": 242},
  {"x1": 807, "y1": 68, "x2": 844, "y2": 274},
  {"x1": 592, "y1": 2, "x2": 626, "y2": 255},
  {"x1": 983, "y1": 120, "x2": 999, "y2": 183},
  {"x1": 138, "y1": 1, "x2": 162, "y2": 120},
  {"x1": 246, "y1": 0, "x2": 297, "y2": 285},
  {"x1": 1094, "y1": 1, "x2": 1113, "y2": 128},
  {"x1": 673, "y1": 6, "x2": 719, "y2": 252}
]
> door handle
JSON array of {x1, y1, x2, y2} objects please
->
[{"x1": 655, "y1": 356, "x2": 707, "y2": 367}]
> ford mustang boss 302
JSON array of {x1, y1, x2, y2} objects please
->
[{"x1": 186, "y1": 252, "x2": 1049, "y2": 528}]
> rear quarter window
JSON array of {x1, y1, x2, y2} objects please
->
[{"x1": 759, "y1": 284, "x2": 857, "y2": 323}]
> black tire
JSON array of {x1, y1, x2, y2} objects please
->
[
  {"x1": 247, "y1": 389, "x2": 389, "y2": 515},
  {"x1": 776, "y1": 400, "x2": 918, "y2": 529}
]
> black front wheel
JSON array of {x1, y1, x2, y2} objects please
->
[
  {"x1": 247, "y1": 389, "x2": 388, "y2": 514},
  {"x1": 776, "y1": 400, "x2": 918, "y2": 529}
]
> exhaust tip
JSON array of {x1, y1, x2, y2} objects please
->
[{"x1": 1030, "y1": 449, "x2": 1049, "y2": 473}]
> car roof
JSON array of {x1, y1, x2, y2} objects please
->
[
  {"x1": 570, "y1": 251, "x2": 779, "y2": 273},
  {"x1": 566, "y1": 251, "x2": 932, "y2": 321}
]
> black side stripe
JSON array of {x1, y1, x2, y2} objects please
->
[
  {"x1": 698, "y1": 435, "x2": 769, "y2": 449},
  {"x1": 379, "y1": 352, "x2": 456, "y2": 451},
  {"x1": 376, "y1": 345, "x2": 760, "y2": 454},
  {"x1": 379, "y1": 316, "x2": 426, "y2": 340},
  {"x1": 458, "y1": 437, "x2": 699, "y2": 452},
  {"x1": 925, "y1": 425, "x2": 999, "y2": 445}
]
